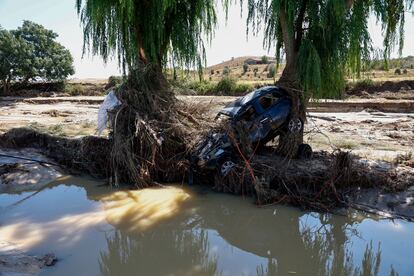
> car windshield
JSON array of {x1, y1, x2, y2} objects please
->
[
  {"x1": 258, "y1": 95, "x2": 280, "y2": 110},
  {"x1": 224, "y1": 90, "x2": 262, "y2": 108}
]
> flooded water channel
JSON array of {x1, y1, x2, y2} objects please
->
[{"x1": 0, "y1": 176, "x2": 413, "y2": 276}]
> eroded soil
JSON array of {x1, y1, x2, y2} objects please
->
[{"x1": 1, "y1": 96, "x2": 412, "y2": 162}]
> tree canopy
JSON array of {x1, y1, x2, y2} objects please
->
[
  {"x1": 0, "y1": 21, "x2": 74, "y2": 92},
  {"x1": 241, "y1": 0, "x2": 414, "y2": 98},
  {"x1": 76, "y1": 0, "x2": 217, "y2": 71}
]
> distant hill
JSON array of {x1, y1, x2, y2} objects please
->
[
  {"x1": 205, "y1": 56, "x2": 282, "y2": 82},
  {"x1": 207, "y1": 56, "x2": 277, "y2": 70},
  {"x1": 369, "y1": 55, "x2": 414, "y2": 70},
  {"x1": 202, "y1": 55, "x2": 414, "y2": 83}
]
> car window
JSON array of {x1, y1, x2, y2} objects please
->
[
  {"x1": 239, "y1": 106, "x2": 256, "y2": 121},
  {"x1": 258, "y1": 95, "x2": 279, "y2": 110}
]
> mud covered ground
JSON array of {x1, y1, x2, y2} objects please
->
[
  {"x1": 0, "y1": 94, "x2": 413, "y2": 217},
  {"x1": 1, "y1": 95, "x2": 413, "y2": 162}
]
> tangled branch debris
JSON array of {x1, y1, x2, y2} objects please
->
[
  {"x1": 211, "y1": 149, "x2": 413, "y2": 211},
  {"x1": 107, "y1": 65, "x2": 214, "y2": 187},
  {"x1": 0, "y1": 67, "x2": 413, "y2": 211}
]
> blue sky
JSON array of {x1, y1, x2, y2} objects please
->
[{"x1": 1, "y1": 0, "x2": 413, "y2": 79}]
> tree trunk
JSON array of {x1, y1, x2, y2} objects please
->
[
  {"x1": 1, "y1": 80, "x2": 6, "y2": 95},
  {"x1": 275, "y1": 4, "x2": 305, "y2": 158}
]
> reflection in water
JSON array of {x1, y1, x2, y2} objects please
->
[
  {"x1": 100, "y1": 187, "x2": 191, "y2": 231},
  {"x1": 99, "y1": 229, "x2": 217, "y2": 276},
  {"x1": 0, "y1": 178, "x2": 407, "y2": 275},
  {"x1": 96, "y1": 184, "x2": 391, "y2": 276}
]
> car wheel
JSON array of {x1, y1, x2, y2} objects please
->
[
  {"x1": 220, "y1": 160, "x2": 236, "y2": 176},
  {"x1": 288, "y1": 118, "x2": 303, "y2": 133},
  {"x1": 297, "y1": 143, "x2": 313, "y2": 159}
]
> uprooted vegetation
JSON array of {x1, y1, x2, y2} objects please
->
[
  {"x1": 1, "y1": 66, "x2": 413, "y2": 212},
  {"x1": 1, "y1": 126, "x2": 413, "y2": 213}
]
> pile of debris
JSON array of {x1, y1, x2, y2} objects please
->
[{"x1": 1, "y1": 76, "x2": 413, "y2": 213}]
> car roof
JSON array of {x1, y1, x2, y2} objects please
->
[{"x1": 218, "y1": 86, "x2": 288, "y2": 118}]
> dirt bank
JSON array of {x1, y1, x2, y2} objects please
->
[
  {"x1": 347, "y1": 79, "x2": 414, "y2": 100},
  {"x1": 1, "y1": 128, "x2": 414, "y2": 221},
  {"x1": 0, "y1": 148, "x2": 62, "y2": 193}
]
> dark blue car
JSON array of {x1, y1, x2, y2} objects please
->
[{"x1": 191, "y1": 86, "x2": 312, "y2": 178}]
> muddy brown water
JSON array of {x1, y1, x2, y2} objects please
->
[{"x1": 0, "y1": 176, "x2": 413, "y2": 276}]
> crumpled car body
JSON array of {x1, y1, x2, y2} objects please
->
[
  {"x1": 190, "y1": 86, "x2": 303, "y2": 179},
  {"x1": 217, "y1": 86, "x2": 292, "y2": 144}
]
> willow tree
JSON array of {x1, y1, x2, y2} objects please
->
[
  {"x1": 244, "y1": 0, "x2": 412, "y2": 97},
  {"x1": 76, "y1": 0, "x2": 217, "y2": 187},
  {"x1": 238, "y1": 0, "x2": 413, "y2": 155},
  {"x1": 76, "y1": 0, "x2": 216, "y2": 74}
]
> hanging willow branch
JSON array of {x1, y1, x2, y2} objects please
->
[
  {"x1": 235, "y1": 0, "x2": 414, "y2": 98},
  {"x1": 76, "y1": 0, "x2": 217, "y2": 71}
]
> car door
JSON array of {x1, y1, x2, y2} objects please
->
[{"x1": 249, "y1": 94, "x2": 291, "y2": 143}]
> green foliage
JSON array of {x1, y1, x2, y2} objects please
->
[
  {"x1": 394, "y1": 68, "x2": 402, "y2": 75},
  {"x1": 368, "y1": 55, "x2": 414, "y2": 70},
  {"x1": 223, "y1": 66, "x2": 231, "y2": 75},
  {"x1": 215, "y1": 77, "x2": 236, "y2": 93},
  {"x1": 172, "y1": 76, "x2": 253, "y2": 95},
  {"x1": 0, "y1": 27, "x2": 27, "y2": 92},
  {"x1": 76, "y1": 0, "x2": 216, "y2": 71},
  {"x1": 267, "y1": 64, "x2": 276, "y2": 79},
  {"x1": 65, "y1": 83, "x2": 86, "y2": 96},
  {"x1": 187, "y1": 80, "x2": 216, "y2": 94},
  {"x1": 261, "y1": 55, "x2": 269, "y2": 64},
  {"x1": 108, "y1": 76, "x2": 123, "y2": 86},
  {"x1": 352, "y1": 78, "x2": 374, "y2": 90},
  {"x1": 0, "y1": 21, "x2": 74, "y2": 93},
  {"x1": 240, "y1": 0, "x2": 413, "y2": 98},
  {"x1": 243, "y1": 63, "x2": 249, "y2": 74},
  {"x1": 107, "y1": 76, "x2": 123, "y2": 88},
  {"x1": 233, "y1": 83, "x2": 253, "y2": 94}
]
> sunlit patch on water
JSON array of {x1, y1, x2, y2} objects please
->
[
  {"x1": 0, "y1": 177, "x2": 414, "y2": 276},
  {"x1": 0, "y1": 210, "x2": 105, "y2": 251},
  {"x1": 100, "y1": 186, "x2": 191, "y2": 232}
]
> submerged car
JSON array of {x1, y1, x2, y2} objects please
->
[{"x1": 190, "y1": 86, "x2": 312, "y2": 179}]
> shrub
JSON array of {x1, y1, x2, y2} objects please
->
[
  {"x1": 65, "y1": 83, "x2": 86, "y2": 96},
  {"x1": 261, "y1": 55, "x2": 269, "y2": 64},
  {"x1": 243, "y1": 63, "x2": 249, "y2": 74},
  {"x1": 215, "y1": 77, "x2": 236, "y2": 94},
  {"x1": 394, "y1": 68, "x2": 401, "y2": 75},
  {"x1": 187, "y1": 80, "x2": 216, "y2": 94},
  {"x1": 233, "y1": 83, "x2": 253, "y2": 95},
  {"x1": 253, "y1": 67, "x2": 259, "y2": 77},
  {"x1": 223, "y1": 66, "x2": 231, "y2": 76},
  {"x1": 403, "y1": 69, "x2": 408, "y2": 74},
  {"x1": 106, "y1": 75, "x2": 123, "y2": 89},
  {"x1": 210, "y1": 69, "x2": 215, "y2": 75},
  {"x1": 267, "y1": 64, "x2": 276, "y2": 78},
  {"x1": 353, "y1": 78, "x2": 374, "y2": 90}
]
